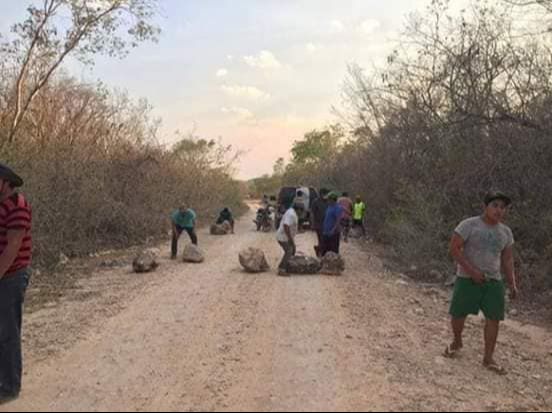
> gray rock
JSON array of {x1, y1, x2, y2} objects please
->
[
  {"x1": 320, "y1": 252, "x2": 345, "y2": 276},
  {"x1": 239, "y1": 248, "x2": 270, "y2": 273},
  {"x1": 287, "y1": 255, "x2": 321, "y2": 275},
  {"x1": 221, "y1": 221, "x2": 233, "y2": 233},
  {"x1": 210, "y1": 224, "x2": 228, "y2": 235},
  {"x1": 132, "y1": 251, "x2": 159, "y2": 273},
  {"x1": 183, "y1": 244, "x2": 205, "y2": 263}
]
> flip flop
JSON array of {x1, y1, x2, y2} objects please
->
[
  {"x1": 484, "y1": 363, "x2": 507, "y2": 375},
  {"x1": 443, "y1": 344, "x2": 460, "y2": 359}
]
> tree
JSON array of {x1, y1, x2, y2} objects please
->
[
  {"x1": 273, "y1": 157, "x2": 285, "y2": 176},
  {"x1": 1, "y1": 0, "x2": 160, "y2": 146},
  {"x1": 171, "y1": 133, "x2": 240, "y2": 174},
  {"x1": 290, "y1": 124, "x2": 344, "y2": 167},
  {"x1": 504, "y1": 0, "x2": 552, "y2": 12}
]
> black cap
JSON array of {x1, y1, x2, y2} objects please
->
[
  {"x1": 0, "y1": 163, "x2": 23, "y2": 188},
  {"x1": 484, "y1": 190, "x2": 512, "y2": 206}
]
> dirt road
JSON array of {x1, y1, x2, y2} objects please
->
[{"x1": 3, "y1": 208, "x2": 551, "y2": 412}]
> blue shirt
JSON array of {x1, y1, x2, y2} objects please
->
[
  {"x1": 171, "y1": 209, "x2": 196, "y2": 229},
  {"x1": 323, "y1": 204, "x2": 344, "y2": 236}
]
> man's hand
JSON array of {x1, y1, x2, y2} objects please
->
[
  {"x1": 509, "y1": 284, "x2": 519, "y2": 300},
  {"x1": 471, "y1": 270, "x2": 486, "y2": 284}
]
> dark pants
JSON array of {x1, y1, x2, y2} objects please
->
[
  {"x1": 314, "y1": 228, "x2": 323, "y2": 257},
  {"x1": 278, "y1": 242, "x2": 296, "y2": 271},
  {"x1": 0, "y1": 269, "x2": 29, "y2": 397},
  {"x1": 341, "y1": 218, "x2": 352, "y2": 241},
  {"x1": 353, "y1": 219, "x2": 366, "y2": 236},
  {"x1": 322, "y1": 233, "x2": 341, "y2": 256},
  {"x1": 171, "y1": 226, "x2": 198, "y2": 257}
]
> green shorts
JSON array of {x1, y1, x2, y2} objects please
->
[{"x1": 449, "y1": 277, "x2": 506, "y2": 321}]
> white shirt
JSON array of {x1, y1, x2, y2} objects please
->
[{"x1": 276, "y1": 208, "x2": 298, "y2": 243}]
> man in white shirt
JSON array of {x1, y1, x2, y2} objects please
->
[{"x1": 276, "y1": 201, "x2": 304, "y2": 276}]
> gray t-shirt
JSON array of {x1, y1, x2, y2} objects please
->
[{"x1": 455, "y1": 217, "x2": 514, "y2": 281}]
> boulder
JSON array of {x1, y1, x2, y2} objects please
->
[
  {"x1": 320, "y1": 252, "x2": 345, "y2": 276},
  {"x1": 210, "y1": 224, "x2": 228, "y2": 235},
  {"x1": 287, "y1": 255, "x2": 321, "y2": 275},
  {"x1": 221, "y1": 221, "x2": 233, "y2": 233},
  {"x1": 210, "y1": 221, "x2": 232, "y2": 235},
  {"x1": 183, "y1": 244, "x2": 205, "y2": 263},
  {"x1": 239, "y1": 248, "x2": 270, "y2": 273},
  {"x1": 132, "y1": 251, "x2": 159, "y2": 273}
]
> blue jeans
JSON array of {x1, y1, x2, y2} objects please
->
[{"x1": 0, "y1": 268, "x2": 29, "y2": 397}]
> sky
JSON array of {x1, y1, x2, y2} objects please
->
[{"x1": 1, "y1": 0, "x2": 471, "y2": 179}]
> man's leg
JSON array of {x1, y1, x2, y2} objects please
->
[
  {"x1": 326, "y1": 234, "x2": 339, "y2": 254},
  {"x1": 0, "y1": 274, "x2": 26, "y2": 399},
  {"x1": 480, "y1": 280, "x2": 506, "y2": 370},
  {"x1": 185, "y1": 228, "x2": 198, "y2": 246},
  {"x1": 359, "y1": 219, "x2": 367, "y2": 237},
  {"x1": 484, "y1": 319, "x2": 500, "y2": 366},
  {"x1": 278, "y1": 242, "x2": 293, "y2": 275},
  {"x1": 171, "y1": 229, "x2": 182, "y2": 258},
  {"x1": 343, "y1": 219, "x2": 350, "y2": 242},
  {"x1": 450, "y1": 317, "x2": 466, "y2": 351},
  {"x1": 315, "y1": 229, "x2": 323, "y2": 257}
]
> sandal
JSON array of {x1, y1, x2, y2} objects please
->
[
  {"x1": 484, "y1": 362, "x2": 507, "y2": 375},
  {"x1": 443, "y1": 344, "x2": 461, "y2": 359}
]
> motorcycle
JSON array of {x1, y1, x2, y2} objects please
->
[{"x1": 254, "y1": 207, "x2": 273, "y2": 232}]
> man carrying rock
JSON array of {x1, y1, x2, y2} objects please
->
[
  {"x1": 0, "y1": 163, "x2": 32, "y2": 403},
  {"x1": 171, "y1": 205, "x2": 198, "y2": 259},
  {"x1": 445, "y1": 191, "x2": 518, "y2": 375},
  {"x1": 276, "y1": 201, "x2": 303, "y2": 276},
  {"x1": 216, "y1": 207, "x2": 235, "y2": 234}
]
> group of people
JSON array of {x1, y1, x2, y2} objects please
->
[
  {"x1": 0, "y1": 159, "x2": 520, "y2": 405},
  {"x1": 276, "y1": 188, "x2": 367, "y2": 276},
  {"x1": 170, "y1": 206, "x2": 234, "y2": 259},
  {"x1": 274, "y1": 186, "x2": 518, "y2": 374}
]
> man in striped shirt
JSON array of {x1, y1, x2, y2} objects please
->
[{"x1": 0, "y1": 163, "x2": 31, "y2": 404}]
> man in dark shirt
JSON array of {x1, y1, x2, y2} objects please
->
[
  {"x1": 311, "y1": 188, "x2": 329, "y2": 257},
  {"x1": 322, "y1": 191, "x2": 344, "y2": 256},
  {"x1": 216, "y1": 207, "x2": 235, "y2": 234}
]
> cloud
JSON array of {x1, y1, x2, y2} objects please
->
[
  {"x1": 244, "y1": 50, "x2": 282, "y2": 70},
  {"x1": 330, "y1": 20, "x2": 345, "y2": 33},
  {"x1": 221, "y1": 85, "x2": 271, "y2": 101},
  {"x1": 306, "y1": 43, "x2": 321, "y2": 53},
  {"x1": 216, "y1": 68, "x2": 228, "y2": 78},
  {"x1": 357, "y1": 19, "x2": 381, "y2": 35},
  {"x1": 221, "y1": 106, "x2": 255, "y2": 121}
]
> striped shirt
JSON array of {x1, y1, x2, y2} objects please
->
[{"x1": 0, "y1": 193, "x2": 32, "y2": 275}]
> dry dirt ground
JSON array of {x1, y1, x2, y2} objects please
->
[{"x1": 2, "y1": 207, "x2": 552, "y2": 412}]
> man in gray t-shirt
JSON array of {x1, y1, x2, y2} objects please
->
[
  {"x1": 445, "y1": 191, "x2": 518, "y2": 375},
  {"x1": 455, "y1": 217, "x2": 514, "y2": 281}
]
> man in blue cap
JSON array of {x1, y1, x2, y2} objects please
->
[{"x1": 0, "y1": 163, "x2": 32, "y2": 403}]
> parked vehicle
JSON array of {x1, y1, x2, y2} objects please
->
[{"x1": 275, "y1": 186, "x2": 319, "y2": 229}]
